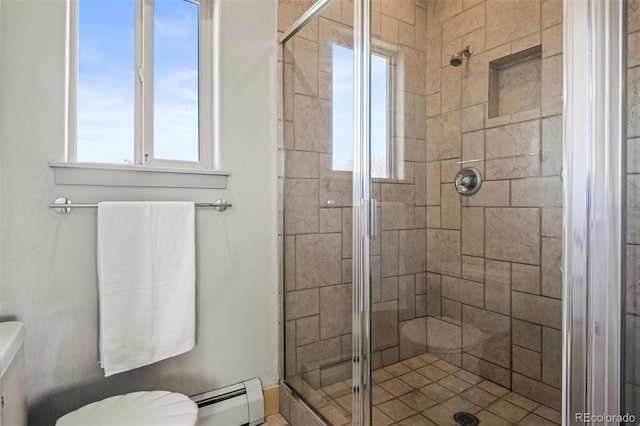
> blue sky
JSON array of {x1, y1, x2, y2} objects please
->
[{"x1": 77, "y1": 0, "x2": 199, "y2": 164}]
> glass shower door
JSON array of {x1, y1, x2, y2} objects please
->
[
  {"x1": 363, "y1": 1, "x2": 432, "y2": 424},
  {"x1": 366, "y1": 0, "x2": 565, "y2": 424},
  {"x1": 281, "y1": 2, "x2": 356, "y2": 424}
]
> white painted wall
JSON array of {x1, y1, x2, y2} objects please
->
[
  {"x1": 0, "y1": 0, "x2": 3, "y2": 313},
  {"x1": 0, "y1": 1, "x2": 278, "y2": 424}
]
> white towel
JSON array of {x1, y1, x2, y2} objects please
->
[{"x1": 97, "y1": 201, "x2": 196, "y2": 377}]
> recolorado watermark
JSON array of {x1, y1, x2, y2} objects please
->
[{"x1": 576, "y1": 413, "x2": 636, "y2": 423}]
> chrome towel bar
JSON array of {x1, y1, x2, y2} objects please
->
[{"x1": 49, "y1": 197, "x2": 232, "y2": 214}]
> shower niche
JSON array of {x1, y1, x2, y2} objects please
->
[{"x1": 488, "y1": 45, "x2": 542, "y2": 119}]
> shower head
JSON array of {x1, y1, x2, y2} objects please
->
[
  {"x1": 450, "y1": 54, "x2": 463, "y2": 67},
  {"x1": 450, "y1": 45, "x2": 474, "y2": 67}
]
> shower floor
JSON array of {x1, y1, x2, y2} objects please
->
[{"x1": 286, "y1": 353, "x2": 561, "y2": 425}]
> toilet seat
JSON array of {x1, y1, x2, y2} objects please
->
[{"x1": 56, "y1": 391, "x2": 198, "y2": 426}]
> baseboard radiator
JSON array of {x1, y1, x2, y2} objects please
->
[{"x1": 191, "y1": 378, "x2": 264, "y2": 426}]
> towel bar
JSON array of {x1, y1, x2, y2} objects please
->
[{"x1": 50, "y1": 197, "x2": 232, "y2": 214}]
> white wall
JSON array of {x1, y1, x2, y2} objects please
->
[
  {"x1": 0, "y1": 1, "x2": 278, "y2": 424},
  {"x1": 0, "y1": 0, "x2": 3, "y2": 314}
]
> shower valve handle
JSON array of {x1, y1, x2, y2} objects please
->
[
  {"x1": 459, "y1": 176, "x2": 472, "y2": 188},
  {"x1": 455, "y1": 167, "x2": 483, "y2": 196}
]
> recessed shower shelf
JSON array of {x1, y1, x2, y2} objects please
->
[{"x1": 488, "y1": 45, "x2": 542, "y2": 119}]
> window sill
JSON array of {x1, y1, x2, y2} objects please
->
[{"x1": 49, "y1": 162, "x2": 229, "y2": 189}]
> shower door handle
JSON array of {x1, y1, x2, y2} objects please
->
[{"x1": 370, "y1": 198, "x2": 378, "y2": 236}]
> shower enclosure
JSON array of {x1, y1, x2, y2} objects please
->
[{"x1": 279, "y1": 0, "x2": 636, "y2": 424}]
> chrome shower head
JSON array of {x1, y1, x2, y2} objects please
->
[
  {"x1": 450, "y1": 45, "x2": 474, "y2": 67},
  {"x1": 449, "y1": 54, "x2": 463, "y2": 67}
]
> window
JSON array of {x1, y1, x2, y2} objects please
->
[
  {"x1": 69, "y1": 0, "x2": 213, "y2": 169},
  {"x1": 331, "y1": 44, "x2": 390, "y2": 179}
]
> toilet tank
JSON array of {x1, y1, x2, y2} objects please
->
[{"x1": 0, "y1": 322, "x2": 27, "y2": 426}]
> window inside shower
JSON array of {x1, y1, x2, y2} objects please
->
[{"x1": 331, "y1": 44, "x2": 391, "y2": 179}]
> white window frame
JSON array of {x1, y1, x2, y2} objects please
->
[{"x1": 66, "y1": 0, "x2": 215, "y2": 171}]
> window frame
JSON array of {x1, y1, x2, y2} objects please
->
[
  {"x1": 66, "y1": 0, "x2": 215, "y2": 171},
  {"x1": 370, "y1": 47, "x2": 394, "y2": 180},
  {"x1": 370, "y1": 38, "x2": 400, "y2": 182}
]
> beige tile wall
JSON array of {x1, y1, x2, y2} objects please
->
[
  {"x1": 627, "y1": 0, "x2": 640, "y2": 418},
  {"x1": 424, "y1": 0, "x2": 563, "y2": 410}
]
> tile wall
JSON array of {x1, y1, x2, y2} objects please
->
[
  {"x1": 281, "y1": 0, "x2": 357, "y2": 389},
  {"x1": 423, "y1": 0, "x2": 564, "y2": 410}
]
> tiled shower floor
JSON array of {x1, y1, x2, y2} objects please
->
[{"x1": 287, "y1": 353, "x2": 561, "y2": 425}]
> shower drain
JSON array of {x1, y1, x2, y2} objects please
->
[{"x1": 453, "y1": 411, "x2": 480, "y2": 426}]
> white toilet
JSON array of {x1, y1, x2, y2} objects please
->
[
  {"x1": 0, "y1": 322, "x2": 199, "y2": 426},
  {"x1": 0, "y1": 321, "x2": 28, "y2": 426},
  {"x1": 56, "y1": 390, "x2": 199, "y2": 426}
]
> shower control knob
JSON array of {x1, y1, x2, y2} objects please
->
[
  {"x1": 455, "y1": 167, "x2": 482, "y2": 196},
  {"x1": 460, "y1": 176, "x2": 472, "y2": 188}
]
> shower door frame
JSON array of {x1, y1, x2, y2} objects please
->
[
  {"x1": 279, "y1": 0, "x2": 629, "y2": 424},
  {"x1": 563, "y1": 0, "x2": 626, "y2": 424},
  {"x1": 351, "y1": 0, "x2": 372, "y2": 424}
]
